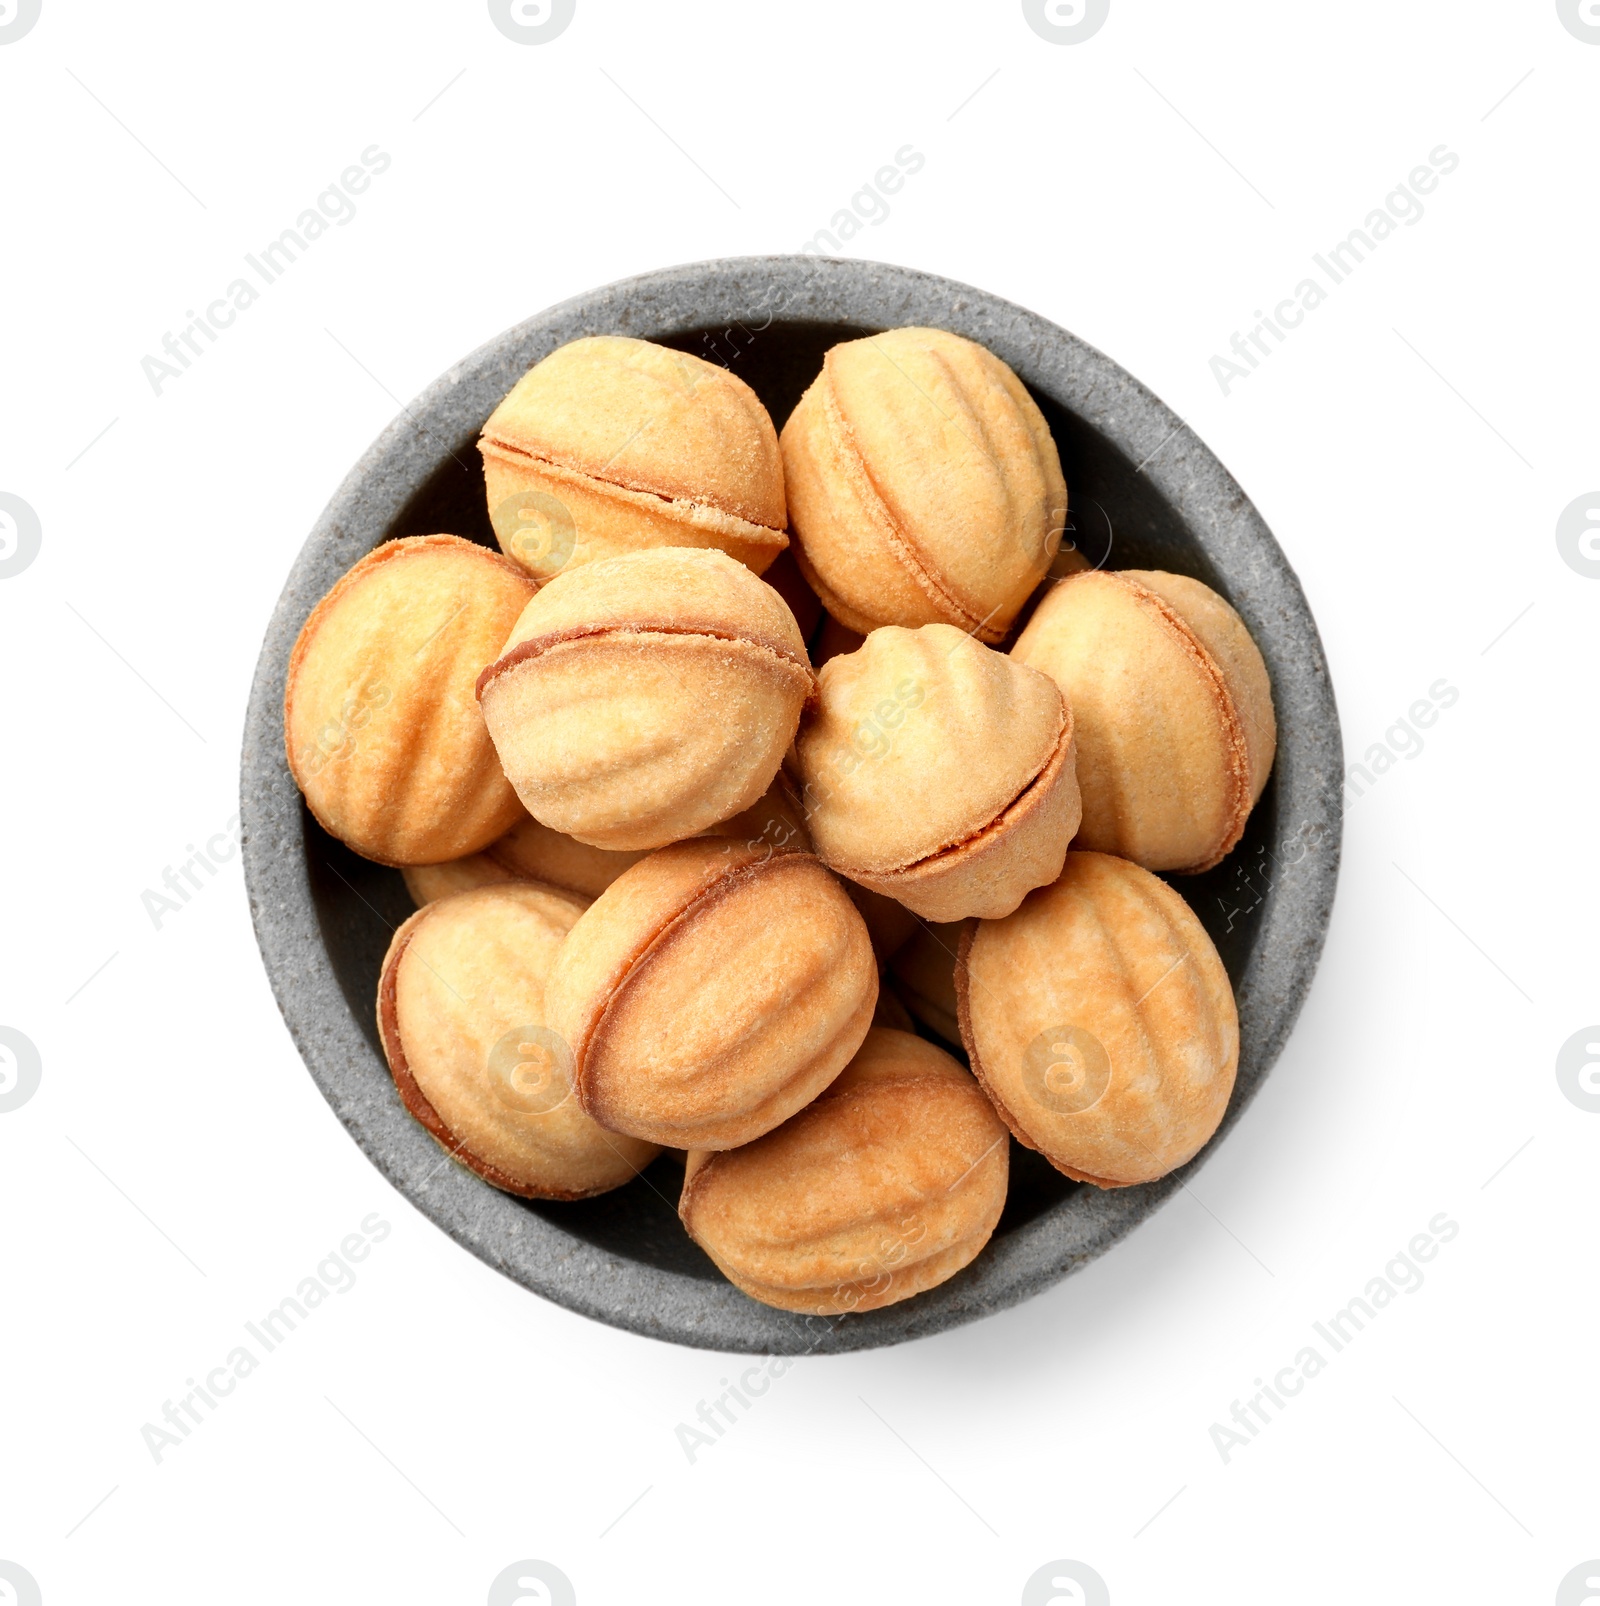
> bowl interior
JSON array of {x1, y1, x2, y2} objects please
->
[{"x1": 303, "y1": 315, "x2": 1284, "y2": 1286}]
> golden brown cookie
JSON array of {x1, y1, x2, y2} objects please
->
[
  {"x1": 285, "y1": 535, "x2": 534, "y2": 865},
  {"x1": 780, "y1": 327, "x2": 1066, "y2": 642},
  {"x1": 405, "y1": 814, "x2": 644, "y2": 907},
  {"x1": 378, "y1": 883, "x2": 658, "y2": 1198},
  {"x1": 1049, "y1": 542, "x2": 1092, "y2": 579},
  {"x1": 477, "y1": 547, "x2": 815, "y2": 850},
  {"x1": 480, "y1": 336, "x2": 787, "y2": 581},
  {"x1": 1011, "y1": 569, "x2": 1276, "y2": 873},
  {"x1": 700, "y1": 771, "x2": 811, "y2": 856},
  {"x1": 545, "y1": 838, "x2": 877, "y2": 1149},
  {"x1": 485, "y1": 813, "x2": 648, "y2": 900},
  {"x1": 401, "y1": 854, "x2": 521, "y2": 907},
  {"x1": 957, "y1": 851, "x2": 1238, "y2": 1188},
  {"x1": 679, "y1": 1027, "x2": 1009, "y2": 1314},
  {"x1": 797, "y1": 624, "x2": 1080, "y2": 920}
]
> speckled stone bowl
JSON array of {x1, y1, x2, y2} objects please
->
[{"x1": 241, "y1": 258, "x2": 1342, "y2": 1356}]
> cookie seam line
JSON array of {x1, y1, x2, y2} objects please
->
[
  {"x1": 689, "y1": 1236, "x2": 992, "y2": 1313},
  {"x1": 1057, "y1": 570, "x2": 1253, "y2": 872},
  {"x1": 480, "y1": 436, "x2": 787, "y2": 538},
  {"x1": 684, "y1": 1086, "x2": 1006, "y2": 1289},
  {"x1": 574, "y1": 848, "x2": 822, "y2": 1118},
  {"x1": 821, "y1": 373, "x2": 997, "y2": 639},
  {"x1": 821, "y1": 700, "x2": 1070, "y2": 881},
  {"x1": 284, "y1": 533, "x2": 531, "y2": 814},
  {"x1": 377, "y1": 913, "x2": 605, "y2": 1202},
  {"x1": 954, "y1": 875, "x2": 1227, "y2": 1192},
  {"x1": 476, "y1": 622, "x2": 816, "y2": 701},
  {"x1": 686, "y1": 1067, "x2": 1000, "y2": 1209}
]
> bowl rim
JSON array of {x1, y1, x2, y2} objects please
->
[{"x1": 241, "y1": 254, "x2": 1343, "y2": 1356}]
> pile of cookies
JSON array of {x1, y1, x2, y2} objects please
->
[{"x1": 284, "y1": 327, "x2": 1276, "y2": 1317}]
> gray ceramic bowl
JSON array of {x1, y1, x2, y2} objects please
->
[{"x1": 241, "y1": 257, "x2": 1342, "y2": 1355}]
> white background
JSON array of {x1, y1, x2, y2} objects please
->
[{"x1": 1, "y1": 2, "x2": 1595, "y2": 1603}]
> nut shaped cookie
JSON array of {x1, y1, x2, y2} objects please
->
[
  {"x1": 480, "y1": 335, "x2": 787, "y2": 581},
  {"x1": 477, "y1": 548, "x2": 816, "y2": 851},
  {"x1": 700, "y1": 771, "x2": 811, "y2": 855},
  {"x1": 797, "y1": 624, "x2": 1080, "y2": 921},
  {"x1": 405, "y1": 814, "x2": 644, "y2": 907},
  {"x1": 545, "y1": 838, "x2": 878, "y2": 1149},
  {"x1": 780, "y1": 327, "x2": 1066, "y2": 642},
  {"x1": 486, "y1": 813, "x2": 648, "y2": 899},
  {"x1": 678, "y1": 1027, "x2": 1009, "y2": 1315},
  {"x1": 957, "y1": 852, "x2": 1238, "y2": 1188},
  {"x1": 378, "y1": 884, "x2": 659, "y2": 1198},
  {"x1": 1012, "y1": 569, "x2": 1276, "y2": 873},
  {"x1": 285, "y1": 535, "x2": 535, "y2": 864},
  {"x1": 402, "y1": 854, "x2": 520, "y2": 908}
]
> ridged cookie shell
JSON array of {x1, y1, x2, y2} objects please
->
[
  {"x1": 956, "y1": 851, "x2": 1238, "y2": 1188},
  {"x1": 377, "y1": 887, "x2": 657, "y2": 1200},
  {"x1": 284, "y1": 534, "x2": 534, "y2": 866},
  {"x1": 678, "y1": 1027, "x2": 1008, "y2": 1314},
  {"x1": 546, "y1": 840, "x2": 877, "y2": 1149},
  {"x1": 480, "y1": 335, "x2": 787, "y2": 530}
]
